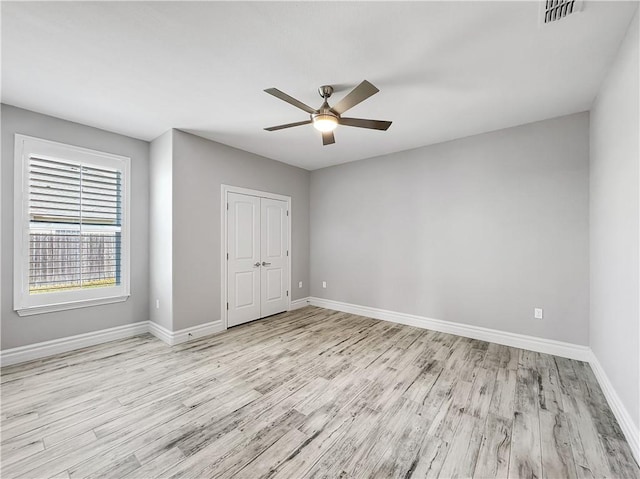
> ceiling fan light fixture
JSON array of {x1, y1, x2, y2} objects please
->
[
  {"x1": 264, "y1": 81, "x2": 391, "y2": 145},
  {"x1": 312, "y1": 114, "x2": 338, "y2": 132}
]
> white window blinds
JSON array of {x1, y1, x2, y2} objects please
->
[{"x1": 28, "y1": 156, "x2": 122, "y2": 293}]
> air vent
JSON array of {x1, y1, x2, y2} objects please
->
[{"x1": 542, "y1": 0, "x2": 583, "y2": 24}]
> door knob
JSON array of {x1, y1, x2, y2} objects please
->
[
  {"x1": 253, "y1": 262, "x2": 261, "y2": 267},
  {"x1": 262, "y1": 261, "x2": 271, "y2": 266}
]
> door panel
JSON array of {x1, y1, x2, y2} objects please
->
[
  {"x1": 260, "y1": 198, "x2": 288, "y2": 317},
  {"x1": 265, "y1": 205, "x2": 283, "y2": 257},
  {"x1": 265, "y1": 268, "x2": 283, "y2": 301},
  {"x1": 234, "y1": 201, "x2": 255, "y2": 259},
  {"x1": 234, "y1": 271, "x2": 257, "y2": 308},
  {"x1": 227, "y1": 193, "x2": 261, "y2": 327}
]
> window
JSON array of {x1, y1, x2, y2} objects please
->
[{"x1": 14, "y1": 135, "x2": 130, "y2": 316}]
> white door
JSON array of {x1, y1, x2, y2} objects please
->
[
  {"x1": 227, "y1": 193, "x2": 261, "y2": 327},
  {"x1": 227, "y1": 192, "x2": 289, "y2": 327},
  {"x1": 260, "y1": 198, "x2": 289, "y2": 317}
]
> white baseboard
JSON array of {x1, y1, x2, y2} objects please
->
[
  {"x1": 147, "y1": 321, "x2": 173, "y2": 346},
  {"x1": 588, "y1": 352, "x2": 640, "y2": 463},
  {"x1": 0, "y1": 322, "x2": 148, "y2": 367},
  {"x1": 289, "y1": 297, "x2": 310, "y2": 310},
  {"x1": 148, "y1": 320, "x2": 224, "y2": 346},
  {"x1": 309, "y1": 297, "x2": 592, "y2": 361},
  {"x1": 2, "y1": 319, "x2": 226, "y2": 366},
  {"x1": 172, "y1": 320, "x2": 225, "y2": 345}
]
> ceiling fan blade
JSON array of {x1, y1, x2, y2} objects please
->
[
  {"x1": 264, "y1": 120, "x2": 312, "y2": 131},
  {"x1": 264, "y1": 88, "x2": 317, "y2": 114},
  {"x1": 339, "y1": 117, "x2": 392, "y2": 131},
  {"x1": 322, "y1": 131, "x2": 335, "y2": 146},
  {"x1": 331, "y1": 80, "x2": 379, "y2": 115}
]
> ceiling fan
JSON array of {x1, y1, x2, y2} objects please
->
[{"x1": 263, "y1": 80, "x2": 392, "y2": 146}]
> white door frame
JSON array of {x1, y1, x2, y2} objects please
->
[{"x1": 221, "y1": 184, "x2": 292, "y2": 330}]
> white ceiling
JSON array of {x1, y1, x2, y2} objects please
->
[{"x1": 2, "y1": 2, "x2": 637, "y2": 170}]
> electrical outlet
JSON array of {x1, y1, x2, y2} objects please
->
[
  {"x1": 298, "y1": 281, "x2": 303, "y2": 288},
  {"x1": 534, "y1": 308, "x2": 543, "y2": 319},
  {"x1": 322, "y1": 281, "x2": 327, "y2": 289},
  {"x1": 156, "y1": 299, "x2": 160, "y2": 309}
]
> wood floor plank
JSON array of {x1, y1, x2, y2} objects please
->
[
  {"x1": 1, "y1": 430, "x2": 98, "y2": 479},
  {"x1": 268, "y1": 392, "x2": 373, "y2": 479},
  {"x1": 300, "y1": 406, "x2": 381, "y2": 479},
  {"x1": 167, "y1": 409, "x2": 307, "y2": 479},
  {"x1": 0, "y1": 436, "x2": 45, "y2": 467},
  {"x1": 0, "y1": 411, "x2": 39, "y2": 430},
  {"x1": 342, "y1": 397, "x2": 419, "y2": 478},
  {"x1": 438, "y1": 413, "x2": 485, "y2": 478},
  {"x1": 367, "y1": 400, "x2": 434, "y2": 478},
  {"x1": 508, "y1": 367, "x2": 543, "y2": 479},
  {"x1": 409, "y1": 372, "x2": 476, "y2": 477},
  {"x1": 488, "y1": 367, "x2": 517, "y2": 420},
  {"x1": 131, "y1": 447, "x2": 185, "y2": 479},
  {"x1": 85, "y1": 453, "x2": 141, "y2": 479},
  {"x1": 484, "y1": 343, "x2": 519, "y2": 370},
  {"x1": 2, "y1": 397, "x2": 122, "y2": 443},
  {"x1": 538, "y1": 361, "x2": 565, "y2": 414},
  {"x1": 539, "y1": 409, "x2": 578, "y2": 479},
  {"x1": 474, "y1": 413, "x2": 512, "y2": 479},
  {"x1": 601, "y1": 435, "x2": 640, "y2": 479},
  {"x1": 1, "y1": 306, "x2": 637, "y2": 479},
  {"x1": 233, "y1": 428, "x2": 308, "y2": 479},
  {"x1": 562, "y1": 393, "x2": 613, "y2": 479},
  {"x1": 466, "y1": 366, "x2": 498, "y2": 419},
  {"x1": 67, "y1": 387, "x2": 263, "y2": 478},
  {"x1": 48, "y1": 470, "x2": 70, "y2": 479}
]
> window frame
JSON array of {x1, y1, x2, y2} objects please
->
[{"x1": 13, "y1": 134, "x2": 131, "y2": 317}]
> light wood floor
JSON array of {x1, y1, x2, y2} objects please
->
[{"x1": 1, "y1": 306, "x2": 638, "y2": 478}]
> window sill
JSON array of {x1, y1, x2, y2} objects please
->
[{"x1": 16, "y1": 295, "x2": 129, "y2": 317}]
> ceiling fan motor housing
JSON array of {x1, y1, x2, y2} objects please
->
[{"x1": 312, "y1": 100, "x2": 339, "y2": 121}]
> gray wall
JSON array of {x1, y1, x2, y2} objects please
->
[
  {"x1": 149, "y1": 131, "x2": 173, "y2": 330},
  {"x1": 310, "y1": 112, "x2": 590, "y2": 345},
  {"x1": 590, "y1": 10, "x2": 639, "y2": 431},
  {"x1": 170, "y1": 130, "x2": 310, "y2": 330},
  {"x1": 1, "y1": 105, "x2": 150, "y2": 349}
]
